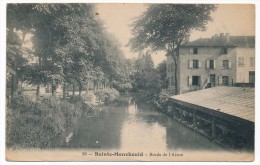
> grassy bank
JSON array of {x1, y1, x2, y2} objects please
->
[{"x1": 6, "y1": 88, "x2": 119, "y2": 149}]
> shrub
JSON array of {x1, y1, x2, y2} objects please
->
[
  {"x1": 60, "y1": 100, "x2": 79, "y2": 128},
  {"x1": 81, "y1": 92, "x2": 96, "y2": 103},
  {"x1": 6, "y1": 92, "x2": 99, "y2": 148},
  {"x1": 6, "y1": 94, "x2": 86, "y2": 148},
  {"x1": 10, "y1": 94, "x2": 35, "y2": 114},
  {"x1": 95, "y1": 88, "x2": 119, "y2": 102},
  {"x1": 67, "y1": 95, "x2": 84, "y2": 104}
]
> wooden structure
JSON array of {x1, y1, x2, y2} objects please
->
[{"x1": 169, "y1": 86, "x2": 254, "y2": 151}]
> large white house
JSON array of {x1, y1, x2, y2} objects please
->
[{"x1": 167, "y1": 33, "x2": 255, "y2": 94}]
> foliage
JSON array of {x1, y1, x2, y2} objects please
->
[
  {"x1": 152, "y1": 95, "x2": 172, "y2": 114},
  {"x1": 129, "y1": 52, "x2": 165, "y2": 102},
  {"x1": 114, "y1": 82, "x2": 133, "y2": 93},
  {"x1": 129, "y1": 4, "x2": 217, "y2": 52},
  {"x1": 6, "y1": 94, "x2": 91, "y2": 148},
  {"x1": 156, "y1": 60, "x2": 167, "y2": 89},
  {"x1": 81, "y1": 92, "x2": 96, "y2": 103},
  {"x1": 94, "y1": 88, "x2": 120, "y2": 102},
  {"x1": 7, "y1": 4, "x2": 133, "y2": 97},
  {"x1": 67, "y1": 95, "x2": 84, "y2": 104},
  {"x1": 129, "y1": 4, "x2": 216, "y2": 94},
  {"x1": 131, "y1": 52, "x2": 161, "y2": 92}
]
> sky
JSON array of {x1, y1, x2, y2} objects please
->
[{"x1": 96, "y1": 4, "x2": 255, "y2": 66}]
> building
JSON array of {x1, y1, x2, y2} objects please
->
[
  {"x1": 168, "y1": 86, "x2": 254, "y2": 151},
  {"x1": 167, "y1": 33, "x2": 255, "y2": 94}
]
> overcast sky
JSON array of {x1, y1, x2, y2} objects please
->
[{"x1": 96, "y1": 4, "x2": 255, "y2": 66}]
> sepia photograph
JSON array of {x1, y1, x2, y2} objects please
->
[{"x1": 4, "y1": 2, "x2": 256, "y2": 162}]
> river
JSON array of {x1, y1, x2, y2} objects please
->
[{"x1": 61, "y1": 95, "x2": 225, "y2": 152}]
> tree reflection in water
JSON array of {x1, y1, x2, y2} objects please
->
[{"x1": 64, "y1": 96, "x2": 225, "y2": 151}]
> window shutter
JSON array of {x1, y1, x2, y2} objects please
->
[
  {"x1": 213, "y1": 60, "x2": 216, "y2": 69},
  {"x1": 188, "y1": 76, "x2": 192, "y2": 86},
  {"x1": 206, "y1": 60, "x2": 210, "y2": 69},
  {"x1": 219, "y1": 76, "x2": 222, "y2": 85},
  {"x1": 198, "y1": 61, "x2": 202, "y2": 68},
  {"x1": 189, "y1": 48, "x2": 193, "y2": 54},
  {"x1": 189, "y1": 60, "x2": 193, "y2": 69},
  {"x1": 228, "y1": 61, "x2": 231, "y2": 68}
]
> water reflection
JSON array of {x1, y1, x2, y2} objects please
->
[
  {"x1": 122, "y1": 100, "x2": 167, "y2": 151},
  {"x1": 65, "y1": 96, "x2": 225, "y2": 151}
]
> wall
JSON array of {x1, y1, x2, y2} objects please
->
[
  {"x1": 236, "y1": 48, "x2": 255, "y2": 83},
  {"x1": 178, "y1": 47, "x2": 237, "y2": 94}
]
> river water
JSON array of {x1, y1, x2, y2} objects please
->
[{"x1": 64, "y1": 96, "x2": 225, "y2": 151}]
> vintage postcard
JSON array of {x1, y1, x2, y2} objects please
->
[{"x1": 5, "y1": 3, "x2": 255, "y2": 162}]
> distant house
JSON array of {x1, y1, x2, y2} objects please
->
[{"x1": 166, "y1": 33, "x2": 255, "y2": 94}]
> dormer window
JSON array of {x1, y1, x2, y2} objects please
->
[{"x1": 222, "y1": 48, "x2": 228, "y2": 54}]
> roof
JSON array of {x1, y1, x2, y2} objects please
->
[
  {"x1": 230, "y1": 36, "x2": 255, "y2": 48},
  {"x1": 170, "y1": 86, "x2": 255, "y2": 122},
  {"x1": 182, "y1": 36, "x2": 255, "y2": 48}
]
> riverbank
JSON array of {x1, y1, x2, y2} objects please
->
[
  {"x1": 6, "y1": 96, "x2": 254, "y2": 161},
  {"x1": 6, "y1": 88, "x2": 120, "y2": 149}
]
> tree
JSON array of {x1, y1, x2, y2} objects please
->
[
  {"x1": 7, "y1": 4, "x2": 133, "y2": 98},
  {"x1": 130, "y1": 52, "x2": 161, "y2": 101},
  {"x1": 156, "y1": 60, "x2": 167, "y2": 89},
  {"x1": 7, "y1": 4, "x2": 102, "y2": 97},
  {"x1": 129, "y1": 4, "x2": 216, "y2": 94}
]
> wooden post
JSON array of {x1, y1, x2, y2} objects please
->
[
  {"x1": 36, "y1": 85, "x2": 40, "y2": 97},
  {"x1": 179, "y1": 109, "x2": 183, "y2": 121},
  {"x1": 63, "y1": 84, "x2": 66, "y2": 99},
  {"x1": 193, "y1": 109, "x2": 196, "y2": 127},
  {"x1": 72, "y1": 84, "x2": 75, "y2": 96},
  {"x1": 211, "y1": 116, "x2": 216, "y2": 138}
]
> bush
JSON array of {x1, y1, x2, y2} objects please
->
[
  {"x1": 94, "y1": 88, "x2": 119, "y2": 102},
  {"x1": 67, "y1": 95, "x2": 84, "y2": 104},
  {"x1": 10, "y1": 94, "x2": 35, "y2": 114},
  {"x1": 7, "y1": 95, "x2": 66, "y2": 148},
  {"x1": 6, "y1": 93, "x2": 93, "y2": 148},
  {"x1": 81, "y1": 92, "x2": 96, "y2": 103}
]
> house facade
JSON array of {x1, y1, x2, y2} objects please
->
[{"x1": 167, "y1": 33, "x2": 255, "y2": 94}]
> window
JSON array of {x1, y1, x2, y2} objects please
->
[
  {"x1": 193, "y1": 48, "x2": 198, "y2": 54},
  {"x1": 206, "y1": 60, "x2": 215, "y2": 69},
  {"x1": 192, "y1": 76, "x2": 200, "y2": 86},
  {"x1": 222, "y1": 76, "x2": 229, "y2": 86},
  {"x1": 209, "y1": 60, "x2": 214, "y2": 69},
  {"x1": 223, "y1": 60, "x2": 231, "y2": 69},
  {"x1": 238, "y1": 57, "x2": 244, "y2": 67},
  {"x1": 250, "y1": 57, "x2": 255, "y2": 67},
  {"x1": 193, "y1": 60, "x2": 199, "y2": 69},
  {"x1": 188, "y1": 76, "x2": 200, "y2": 86},
  {"x1": 189, "y1": 60, "x2": 201, "y2": 69},
  {"x1": 210, "y1": 74, "x2": 215, "y2": 86},
  {"x1": 249, "y1": 71, "x2": 255, "y2": 83},
  {"x1": 222, "y1": 48, "x2": 228, "y2": 54}
]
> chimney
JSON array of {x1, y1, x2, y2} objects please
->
[
  {"x1": 220, "y1": 33, "x2": 224, "y2": 38},
  {"x1": 212, "y1": 34, "x2": 218, "y2": 39},
  {"x1": 225, "y1": 33, "x2": 230, "y2": 42},
  {"x1": 184, "y1": 35, "x2": 190, "y2": 43}
]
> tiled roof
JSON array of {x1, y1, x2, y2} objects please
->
[
  {"x1": 182, "y1": 36, "x2": 255, "y2": 48},
  {"x1": 171, "y1": 86, "x2": 255, "y2": 122},
  {"x1": 230, "y1": 36, "x2": 255, "y2": 48}
]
